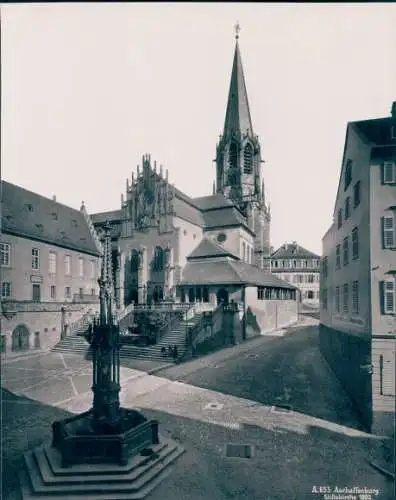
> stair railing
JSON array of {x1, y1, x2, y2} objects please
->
[
  {"x1": 68, "y1": 309, "x2": 97, "y2": 336},
  {"x1": 117, "y1": 302, "x2": 134, "y2": 323}
]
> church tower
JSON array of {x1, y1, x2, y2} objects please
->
[{"x1": 214, "y1": 25, "x2": 271, "y2": 270}]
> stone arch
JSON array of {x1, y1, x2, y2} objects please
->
[{"x1": 12, "y1": 324, "x2": 30, "y2": 351}]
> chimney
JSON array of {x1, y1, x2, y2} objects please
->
[{"x1": 52, "y1": 195, "x2": 57, "y2": 202}]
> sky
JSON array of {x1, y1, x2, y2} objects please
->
[{"x1": 2, "y1": 3, "x2": 395, "y2": 256}]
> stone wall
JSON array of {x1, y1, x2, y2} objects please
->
[
  {"x1": 1, "y1": 302, "x2": 99, "y2": 355},
  {"x1": 319, "y1": 323, "x2": 372, "y2": 431}
]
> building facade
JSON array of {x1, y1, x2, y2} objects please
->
[
  {"x1": 320, "y1": 102, "x2": 396, "y2": 437},
  {"x1": 90, "y1": 33, "x2": 297, "y2": 332},
  {"x1": 271, "y1": 242, "x2": 321, "y2": 308},
  {"x1": 0, "y1": 181, "x2": 102, "y2": 354}
]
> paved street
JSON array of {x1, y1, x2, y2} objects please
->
[{"x1": 2, "y1": 317, "x2": 394, "y2": 499}]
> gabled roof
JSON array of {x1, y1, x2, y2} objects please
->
[
  {"x1": 187, "y1": 237, "x2": 238, "y2": 260},
  {"x1": 173, "y1": 196, "x2": 205, "y2": 227},
  {"x1": 1, "y1": 181, "x2": 100, "y2": 256},
  {"x1": 354, "y1": 117, "x2": 395, "y2": 146},
  {"x1": 271, "y1": 242, "x2": 320, "y2": 259},
  {"x1": 223, "y1": 40, "x2": 254, "y2": 138},
  {"x1": 181, "y1": 258, "x2": 296, "y2": 289}
]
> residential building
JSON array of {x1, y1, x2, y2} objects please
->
[
  {"x1": 320, "y1": 102, "x2": 396, "y2": 437},
  {"x1": 270, "y1": 242, "x2": 321, "y2": 308},
  {"x1": 0, "y1": 181, "x2": 102, "y2": 354},
  {"x1": 90, "y1": 32, "x2": 298, "y2": 334}
]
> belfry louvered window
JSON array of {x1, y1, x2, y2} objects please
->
[
  {"x1": 228, "y1": 143, "x2": 238, "y2": 170},
  {"x1": 243, "y1": 143, "x2": 253, "y2": 174}
]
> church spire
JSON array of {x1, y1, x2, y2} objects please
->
[{"x1": 223, "y1": 23, "x2": 253, "y2": 140}]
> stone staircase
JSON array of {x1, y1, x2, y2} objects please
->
[
  {"x1": 117, "y1": 313, "x2": 204, "y2": 363},
  {"x1": 51, "y1": 309, "x2": 206, "y2": 363}
]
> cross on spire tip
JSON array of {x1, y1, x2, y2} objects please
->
[{"x1": 234, "y1": 22, "x2": 241, "y2": 40}]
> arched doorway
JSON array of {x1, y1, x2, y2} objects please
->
[
  {"x1": 217, "y1": 288, "x2": 229, "y2": 305},
  {"x1": 12, "y1": 324, "x2": 30, "y2": 351}
]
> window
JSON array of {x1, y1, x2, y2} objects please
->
[
  {"x1": 335, "y1": 286, "x2": 340, "y2": 313},
  {"x1": 203, "y1": 287, "x2": 209, "y2": 303},
  {"x1": 344, "y1": 197, "x2": 351, "y2": 220},
  {"x1": 90, "y1": 260, "x2": 95, "y2": 279},
  {"x1": 322, "y1": 257, "x2": 328, "y2": 279},
  {"x1": 32, "y1": 248, "x2": 40, "y2": 270},
  {"x1": 273, "y1": 260, "x2": 278, "y2": 268},
  {"x1": 296, "y1": 260, "x2": 302, "y2": 268},
  {"x1": 308, "y1": 274, "x2": 314, "y2": 283},
  {"x1": 382, "y1": 280, "x2": 395, "y2": 314},
  {"x1": 307, "y1": 290, "x2": 314, "y2": 299},
  {"x1": 283, "y1": 260, "x2": 290, "y2": 269},
  {"x1": 352, "y1": 281, "x2": 359, "y2": 314},
  {"x1": 228, "y1": 142, "x2": 238, "y2": 171},
  {"x1": 382, "y1": 216, "x2": 395, "y2": 249},
  {"x1": 243, "y1": 143, "x2": 253, "y2": 174},
  {"x1": 293, "y1": 275, "x2": 299, "y2": 283},
  {"x1": 79, "y1": 287, "x2": 84, "y2": 298},
  {"x1": 337, "y1": 209, "x2": 342, "y2": 229},
  {"x1": 353, "y1": 181, "x2": 361, "y2": 208},
  {"x1": 322, "y1": 288, "x2": 328, "y2": 310},
  {"x1": 79, "y1": 257, "x2": 84, "y2": 277},
  {"x1": 298, "y1": 275, "x2": 303, "y2": 284},
  {"x1": 383, "y1": 161, "x2": 396, "y2": 184},
  {"x1": 91, "y1": 288, "x2": 95, "y2": 295},
  {"x1": 257, "y1": 286, "x2": 265, "y2": 300},
  {"x1": 65, "y1": 286, "x2": 71, "y2": 299},
  {"x1": 344, "y1": 159, "x2": 352, "y2": 190},
  {"x1": 343, "y1": 237, "x2": 349, "y2": 266},
  {"x1": 32, "y1": 284, "x2": 41, "y2": 302},
  {"x1": 336, "y1": 244, "x2": 341, "y2": 269},
  {"x1": 1, "y1": 281, "x2": 12, "y2": 298},
  {"x1": 380, "y1": 352, "x2": 396, "y2": 397},
  {"x1": 242, "y1": 242, "x2": 246, "y2": 262},
  {"x1": 352, "y1": 227, "x2": 359, "y2": 259},
  {"x1": 153, "y1": 247, "x2": 164, "y2": 271},
  {"x1": 49, "y1": 252, "x2": 57, "y2": 274},
  {"x1": 64, "y1": 255, "x2": 71, "y2": 275},
  {"x1": 0, "y1": 243, "x2": 10, "y2": 266},
  {"x1": 50, "y1": 285, "x2": 56, "y2": 300},
  {"x1": 343, "y1": 283, "x2": 349, "y2": 313}
]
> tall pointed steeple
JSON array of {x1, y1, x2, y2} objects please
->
[
  {"x1": 223, "y1": 24, "x2": 254, "y2": 140},
  {"x1": 213, "y1": 24, "x2": 272, "y2": 271}
]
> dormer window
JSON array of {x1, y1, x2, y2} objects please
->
[{"x1": 243, "y1": 143, "x2": 253, "y2": 174}]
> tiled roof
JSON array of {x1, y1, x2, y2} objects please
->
[
  {"x1": 229, "y1": 261, "x2": 298, "y2": 289},
  {"x1": 181, "y1": 259, "x2": 244, "y2": 285},
  {"x1": 91, "y1": 210, "x2": 123, "y2": 224},
  {"x1": 354, "y1": 117, "x2": 394, "y2": 146},
  {"x1": 1, "y1": 181, "x2": 100, "y2": 256},
  {"x1": 173, "y1": 196, "x2": 205, "y2": 227},
  {"x1": 181, "y1": 257, "x2": 296, "y2": 289},
  {"x1": 193, "y1": 194, "x2": 233, "y2": 211},
  {"x1": 187, "y1": 237, "x2": 238, "y2": 260},
  {"x1": 271, "y1": 242, "x2": 320, "y2": 259},
  {"x1": 202, "y1": 206, "x2": 251, "y2": 231}
]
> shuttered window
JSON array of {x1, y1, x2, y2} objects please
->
[
  {"x1": 382, "y1": 216, "x2": 395, "y2": 249},
  {"x1": 380, "y1": 352, "x2": 395, "y2": 396},
  {"x1": 381, "y1": 280, "x2": 395, "y2": 314}
]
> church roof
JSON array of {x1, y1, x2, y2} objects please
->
[
  {"x1": 181, "y1": 258, "x2": 296, "y2": 289},
  {"x1": 202, "y1": 206, "x2": 251, "y2": 231},
  {"x1": 187, "y1": 237, "x2": 239, "y2": 260},
  {"x1": 91, "y1": 209, "x2": 123, "y2": 224},
  {"x1": 223, "y1": 39, "x2": 254, "y2": 138},
  {"x1": 1, "y1": 180, "x2": 101, "y2": 256},
  {"x1": 271, "y1": 242, "x2": 320, "y2": 259},
  {"x1": 193, "y1": 194, "x2": 233, "y2": 211}
]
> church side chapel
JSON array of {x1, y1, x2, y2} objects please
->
[{"x1": 90, "y1": 26, "x2": 298, "y2": 339}]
